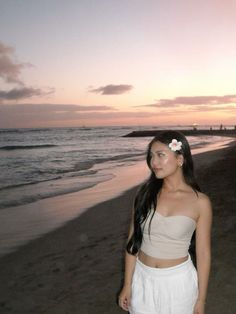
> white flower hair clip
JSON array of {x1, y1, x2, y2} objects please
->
[{"x1": 169, "y1": 139, "x2": 182, "y2": 152}]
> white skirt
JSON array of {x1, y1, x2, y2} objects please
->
[{"x1": 129, "y1": 253, "x2": 199, "y2": 314}]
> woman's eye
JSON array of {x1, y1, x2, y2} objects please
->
[{"x1": 150, "y1": 152, "x2": 165, "y2": 158}]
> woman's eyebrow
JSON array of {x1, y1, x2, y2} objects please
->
[{"x1": 151, "y1": 150, "x2": 167, "y2": 154}]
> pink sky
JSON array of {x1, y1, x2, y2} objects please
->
[{"x1": 0, "y1": 0, "x2": 235, "y2": 128}]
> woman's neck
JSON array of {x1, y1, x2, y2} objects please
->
[{"x1": 162, "y1": 172, "x2": 186, "y2": 192}]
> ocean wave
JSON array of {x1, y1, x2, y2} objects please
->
[
  {"x1": 75, "y1": 161, "x2": 95, "y2": 171},
  {"x1": 110, "y1": 152, "x2": 144, "y2": 161},
  {"x1": 0, "y1": 128, "x2": 52, "y2": 134},
  {"x1": 0, "y1": 172, "x2": 114, "y2": 210},
  {"x1": 73, "y1": 152, "x2": 145, "y2": 172},
  {"x1": 0, "y1": 144, "x2": 57, "y2": 151},
  {"x1": 0, "y1": 166, "x2": 100, "y2": 191},
  {"x1": 0, "y1": 176, "x2": 62, "y2": 192}
]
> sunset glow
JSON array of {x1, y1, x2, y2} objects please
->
[{"x1": 0, "y1": 0, "x2": 236, "y2": 128}]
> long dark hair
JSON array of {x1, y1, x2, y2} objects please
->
[{"x1": 126, "y1": 130, "x2": 200, "y2": 267}]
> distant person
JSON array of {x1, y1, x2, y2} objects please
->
[{"x1": 119, "y1": 130, "x2": 212, "y2": 314}]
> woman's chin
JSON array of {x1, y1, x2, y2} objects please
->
[{"x1": 155, "y1": 172, "x2": 164, "y2": 179}]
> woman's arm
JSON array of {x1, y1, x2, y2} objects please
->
[
  {"x1": 194, "y1": 193, "x2": 212, "y2": 311},
  {"x1": 123, "y1": 250, "x2": 137, "y2": 287},
  {"x1": 119, "y1": 209, "x2": 137, "y2": 311}
]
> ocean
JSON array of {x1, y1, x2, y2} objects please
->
[
  {"x1": 0, "y1": 125, "x2": 234, "y2": 256},
  {"x1": 0, "y1": 125, "x2": 233, "y2": 210}
]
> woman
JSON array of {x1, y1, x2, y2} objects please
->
[{"x1": 119, "y1": 130, "x2": 212, "y2": 314}]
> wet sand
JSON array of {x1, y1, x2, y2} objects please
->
[{"x1": 0, "y1": 141, "x2": 235, "y2": 313}]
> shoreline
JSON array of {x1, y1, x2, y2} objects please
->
[
  {"x1": 0, "y1": 140, "x2": 235, "y2": 313},
  {"x1": 0, "y1": 137, "x2": 234, "y2": 257}
]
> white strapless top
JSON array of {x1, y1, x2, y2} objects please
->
[{"x1": 140, "y1": 209, "x2": 197, "y2": 259}]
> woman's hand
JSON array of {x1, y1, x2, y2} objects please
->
[
  {"x1": 118, "y1": 284, "x2": 132, "y2": 311},
  {"x1": 193, "y1": 299, "x2": 205, "y2": 314}
]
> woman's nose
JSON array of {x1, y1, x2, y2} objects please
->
[{"x1": 151, "y1": 157, "x2": 159, "y2": 167}]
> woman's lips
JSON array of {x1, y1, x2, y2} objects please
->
[{"x1": 153, "y1": 168, "x2": 162, "y2": 171}]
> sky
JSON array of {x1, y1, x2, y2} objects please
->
[{"x1": 0, "y1": 0, "x2": 236, "y2": 128}]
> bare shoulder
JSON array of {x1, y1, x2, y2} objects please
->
[
  {"x1": 196, "y1": 192, "x2": 212, "y2": 219},
  {"x1": 196, "y1": 192, "x2": 211, "y2": 206}
]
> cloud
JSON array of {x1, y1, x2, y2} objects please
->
[
  {"x1": 0, "y1": 87, "x2": 55, "y2": 101},
  {"x1": 89, "y1": 84, "x2": 133, "y2": 95},
  {"x1": 1, "y1": 103, "x2": 233, "y2": 120},
  {"x1": 153, "y1": 105, "x2": 236, "y2": 117},
  {"x1": 146, "y1": 95, "x2": 236, "y2": 108},
  {"x1": 0, "y1": 41, "x2": 32, "y2": 85},
  {"x1": 0, "y1": 103, "x2": 116, "y2": 112},
  {"x1": 75, "y1": 111, "x2": 153, "y2": 119},
  {"x1": 0, "y1": 41, "x2": 55, "y2": 103},
  {"x1": 191, "y1": 105, "x2": 236, "y2": 113},
  {"x1": 0, "y1": 103, "x2": 153, "y2": 127},
  {"x1": 138, "y1": 99, "x2": 236, "y2": 117},
  {"x1": 0, "y1": 42, "x2": 14, "y2": 54},
  {"x1": 1, "y1": 102, "x2": 234, "y2": 128}
]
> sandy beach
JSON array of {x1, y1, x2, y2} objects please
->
[{"x1": 0, "y1": 141, "x2": 235, "y2": 314}]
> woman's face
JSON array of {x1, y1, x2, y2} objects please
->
[{"x1": 149, "y1": 141, "x2": 183, "y2": 179}]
